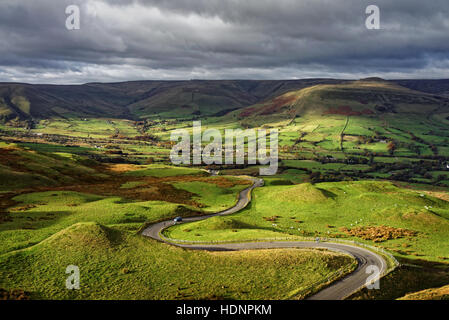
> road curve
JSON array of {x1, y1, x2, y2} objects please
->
[{"x1": 142, "y1": 177, "x2": 387, "y2": 300}]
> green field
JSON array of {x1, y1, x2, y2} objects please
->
[
  {"x1": 166, "y1": 181, "x2": 449, "y2": 262},
  {"x1": 32, "y1": 119, "x2": 140, "y2": 139},
  {"x1": 124, "y1": 165, "x2": 206, "y2": 178},
  {"x1": 172, "y1": 179, "x2": 251, "y2": 212},
  {"x1": 0, "y1": 228, "x2": 353, "y2": 299}
]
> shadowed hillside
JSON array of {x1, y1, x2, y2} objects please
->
[
  {"x1": 0, "y1": 79, "x2": 347, "y2": 122},
  {"x1": 2, "y1": 79, "x2": 448, "y2": 124}
]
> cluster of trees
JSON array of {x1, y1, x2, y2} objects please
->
[
  {"x1": 1, "y1": 118, "x2": 35, "y2": 129},
  {"x1": 306, "y1": 170, "x2": 363, "y2": 184},
  {"x1": 309, "y1": 171, "x2": 339, "y2": 183},
  {"x1": 134, "y1": 119, "x2": 179, "y2": 134}
]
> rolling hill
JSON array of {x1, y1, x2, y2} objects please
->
[
  {"x1": 0, "y1": 79, "x2": 348, "y2": 122},
  {"x1": 230, "y1": 79, "x2": 449, "y2": 124}
]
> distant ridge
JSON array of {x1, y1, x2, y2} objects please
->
[
  {"x1": 1, "y1": 78, "x2": 449, "y2": 122},
  {"x1": 359, "y1": 77, "x2": 387, "y2": 82}
]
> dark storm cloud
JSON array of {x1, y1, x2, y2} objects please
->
[{"x1": 0, "y1": 0, "x2": 448, "y2": 83}]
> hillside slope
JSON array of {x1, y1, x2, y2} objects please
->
[
  {"x1": 0, "y1": 79, "x2": 346, "y2": 122},
  {"x1": 399, "y1": 284, "x2": 449, "y2": 300},
  {"x1": 394, "y1": 79, "x2": 449, "y2": 97},
  {"x1": 230, "y1": 80, "x2": 449, "y2": 123},
  {"x1": 1, "y1": 78, "x2": 448, "y2": 124}
]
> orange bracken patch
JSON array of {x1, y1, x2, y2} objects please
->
[{"x1": 340, "y1": 225, "x2": 417, "y2": 242}]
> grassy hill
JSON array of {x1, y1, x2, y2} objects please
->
[
  {"x1": 0, "y1": 222, "x2": 353, "y2": 299},
  {"x1": 166, "y1": 180, "x2": 449, "y2": 262},
  {"x1": 214, "y1": 80, "x2": 449, "y2": 186},
  {"x1": 2, "y1": 78, "x2": 448, "y2": 125},
  {"x1": 0, "y1": 83, "x2": 134, "y2": 122},
  {"x1": 0, "y1": 79, "x2": 348, "y2": 123},
  {"x1": 230, "y1": 80, "x2": 449, "y2": 124},
  {"x1": 164, "y1": 179, "x2": 449, "y2": 299},
  {"x1": 0, "y1": 141, "x2": 107, "y2": 192}
]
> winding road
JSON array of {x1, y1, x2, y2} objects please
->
[{"x1": 142, "y1": 177, "x2": 387, "y2": 300}]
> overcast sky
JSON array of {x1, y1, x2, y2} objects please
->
[{"x1": 0, "y1": 0, "x2": 448, "y2": 84}]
